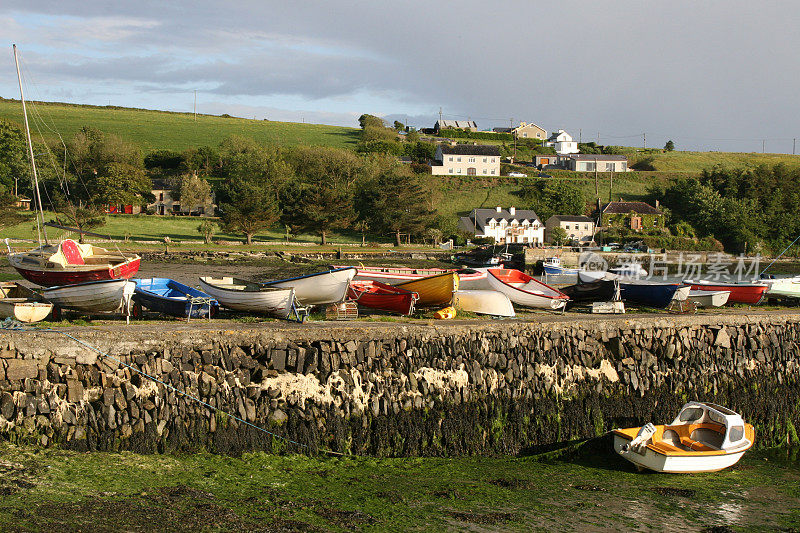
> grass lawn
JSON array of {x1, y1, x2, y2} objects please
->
[
  {"x1": 0, "y1": 98, "x2": 361, "y2": 152},
  {"x1": 0, "y1": 441, "x2": 797, "y2": 531}
]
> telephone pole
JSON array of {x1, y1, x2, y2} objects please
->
[
  {"x1": 579, "y1": 128, "x2": 582, "y2": 144},
  {"x1": 193, "y1": 90, "x2": 197, "y2": 122},
  {"x1": 794, "y1": 138, "x2": 796, "y2": 155},
  {"x1": 762, "y1": 139, "x2": 766, "y2": 153},
  {"x1": 439, "y1": 107, "x2": 443, "y2": 122},
  {"x1": 643, "y1": 133, "x2": 646, "y2": 149}
]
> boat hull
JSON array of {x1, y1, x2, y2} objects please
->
[
  {"x1": 349, "y1": 266, "x2": 486, "y2": 287},
  {"x1": 43, "y1": 279, "x2": 135, "y2": 313},
  {"x1": 11, "y1": 256, "x2": 141, "y2": 287},
  {"x1": 263, "y1": 267, "x2": 356, "y2": 306},
  {"x1": 395, "y1": 272, "x2": 458, "y2": 308},
  {"x1": 0, "y1": 300, "x2": 53, "y2": 323},
  {"x1": 686, "y1": 281, "x2": 767, "y2": 305},
  {"x1": 561, "y1": 280, "x2": 618, "y2": 303},
  {"x1": 198, "y1": 277, "x2": 296, "y2": 318},
  {"x1": 487, "y1": 269, "x2": 568, "y2": 310},
  {"x1": 619, "y1": 281, "x2": 684, "y2": 308},
  {"x1": 612, "y1": 434, "x2": 747, "y2": 473},
  {"x1": 133, "y1": 278, "x2": 218, "y2": 318},
  {"x1": 688, "y1": 290, "x2": 730, "y2": 307},
  {"x1": 453, "y1": 290, "x2": 515, "y2": 317},
  {"x1": 347, "y1": 281, "x2": 418, "y2": 315}
]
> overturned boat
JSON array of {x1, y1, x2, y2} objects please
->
[
  {"x1": 42, "y1": 279, "x2": 135, "y2": 315},
  {"x1": 0, "y1": 282, "x2": 53, "y2": 323},
  {"x1": 613, "y1": 402, "x2": 754, "y2": 473}
]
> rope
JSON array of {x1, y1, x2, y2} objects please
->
[{"x1": 1, "y1": 321, "x2": 344, "y2": 456}]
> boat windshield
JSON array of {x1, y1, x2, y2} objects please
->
[{"x1": 678, "y1": 407, "x2": 704, "y2": 423}]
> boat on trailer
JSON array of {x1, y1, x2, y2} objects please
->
[
  {"x1": 133, "y1": 278, "x2": 218, "y2": 319},
  {"x1": 0, "y1": 282, "x2": 53, "y2": 323},
  {"x1": 347, "y1": 280, "x2": 418, "y2": 315},
  {"x1": 198, "y1": 277, "x2": 305, "y2": 320},
  {"x1": 261, "y1": 267, "x2": 356, "y2": 306},
  {"x1": 42, "y1": 279, "x2": 135, "y2": 315},
  {"x1": 613, "y1": 402, "x2": 754, "y2": 473},
  {"x1": 486, "y1": 268, "x2": 569, "y2": 310}
]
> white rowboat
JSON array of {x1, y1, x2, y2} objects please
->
[
  {"x1": 688, "y1": 290, "x2": 730, "y2": 307},
  {"x1": 198, "y1": 277, "x2": 300, "y2": 319},
  {"x1": 0, "y1": 282, "x2": 53, "y2": 323},
  {"x1": 453, "y1": 290, "x2": 515, "y2": 317},
  {"x1": 42, "y1": 279, "x2": 135, "y2": 314},
  {"x1": 487, "y1": 268, "x2": 569, "y2": 310},
  {"x1": 262, "y1": 267, "x2": 356, "y2": 306}
]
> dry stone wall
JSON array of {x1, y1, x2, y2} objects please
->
[{"x1": 1, "y1": 314, "x2": 799, "y2": 456}]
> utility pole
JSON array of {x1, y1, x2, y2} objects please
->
[
  {"x1": 762, "y1": 139, "x2": 766, "y2": 153},
  {"x1": 594, "y1": 157, "x2": 599, "y2": 196},
  {"x1": 597, "y1": 132, "x2": 600, "y2": 144},
  {"x1": 643, "y1": 133, "x2": 646, "y2": 149},
  {"x1": 193, "y1": 90, "x2": 197, "y2": 122},
  {"x1": 579, "y1": 128, "x2": 582, "y2": 143},
  {"x1": 439, "y1": 107, "x2": 443, "y2": 122},
  {"x1": 608, "y1": 169, "x2": 614, "y2": 203},
  {"x1": 794, "y1": 138, "x2": 797, "y2": 155}
]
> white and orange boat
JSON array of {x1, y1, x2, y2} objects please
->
[{"x1": 613, "y1": 402, "x2": 754, "y2": 473}]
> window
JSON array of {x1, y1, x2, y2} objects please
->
[
  {"x1": 483, "y1": 157, "x2": 487, "y2": 163},
  {"x1": 729, "y1": 425, "x2": 744, "y2": 442},
  {"x1": 605, "y1": 162, "x2": 615, "y2": 171},
  {"x1": 448, "y1": 168, "x2": 453, "y2": 174},
  {"x1": 159, "y1": 193, "x2": 164, "y2": 201},
  {"x1": 448, "y1": 157, "x2": 453, "y2": 162},
  {"x1": 565, "y1": 224, "x2": 570, "y2": 230},
  {"x1": 468, "y1": 157, "x2": 475, "y2": 163},
  {"x1": 457, "y1": 168, "x2": 462, "y2": 174},
  {"x1": 467, "y1": 167, "x2": 476, "y2": 176},
  {"x1": 482, "y1": 169, "x2": 488, "y2": 174},
  {"x1": 523, "y1": 132, "x2": 528, "y2": 138},
  {"x1": 490, "y1": 169, "x2": 496, "y2": 175},
  {"x1": 620, "y1": 162, "x2": 627, "y2": 171},
  {"x1": 489, "y1": 221, "x2": 495, "y2": 229},
  {"x1": 585, "y1": 162, "x2": 596, "y2": 171},
  {"x1": 679, "y1": 407, "x2": 704, "y2": 422},
  {"x1": 491, "y1": 158, "x2": 496, "y2": 163},
  {"x1": 457, "y1": 157, "x2": 462, "y2": 162},
  {"x1": 584, "y1": 224, "x2": 589, "y2": 230}
]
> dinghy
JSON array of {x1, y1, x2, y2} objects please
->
[
  {"x1": 133, "y1": 278, "x2": 218, "y2": 319},
  {"x1": 621, "y1": 280, "x2": 689, "y2": 308},
  {"x1": 347, "y1": 280, "x2": 418, "y2": 315},
  {"x1": 453, "y1": 290, "x2": 515, "y2": 317},
  {"x1": 613, "y1": 402, "x2": 754, "y2": 473},
  {"x1": 486, "y1": 268, "x2": 568, "y2": 310},
  {"x1": 0, "y1": 282, "x2": 53, "y2": 323},
  {"x1": 561, "y1": 279, "x2": 619, "y2": 304},
  {"x1": 346, "y1": 266, "x2": 487, "y2": 288},
  {"x1": 198, "y1": 277, "x2": 303, "y2": 320},
  {"x1": 685, "y1": 280, "x2": 768, "y2": 305},
  {"x1": 760, "y1": 277, "x2": 800, "y2": 300},
  {"x1": 261, "y1": 267, "x2": 356, "y2": 306},
  {"x1": 395, "y1": 272, "x2": 458, "y2": 308},
  {"x1": 42, "y1": 279, "x2": 135, "y2": 314},
  {"x1": 688, "y1": 290, "x2": 730, "y2": 307},
  {"x1": 8, "y1": 239, "x2": 140, "y2": 287},
  {"x1": 542, "y1": 257, "x2": 579, "y2": 275}
]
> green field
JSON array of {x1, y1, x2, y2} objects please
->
[
  {"x1": 625, "y1": 149, "x2": 800, "y2": 173},
  {"x1": 0, "y1": 98, "x2": 360, "y2": 152},
  {"x1": 0, "y1": 442, "x2": 798, "y2": 531}
]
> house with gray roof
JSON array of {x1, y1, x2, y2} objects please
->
[
  {"x1": 598, "y1": 201, "x2": 663, "y2": 231},
  {"x1": 432, "y1": 144, "x2": 501, "y2": 176},
  {"x1": 434, "y1": 119, "x2": 477, "y2": 134},
  {"x1": 458, "y1": 206, "x2": 544, "y2": 245}
]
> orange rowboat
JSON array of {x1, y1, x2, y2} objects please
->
[{"x1": 395, "y1": 272, "x2": 458, "y2": 308}]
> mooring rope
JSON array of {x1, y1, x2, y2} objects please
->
[{"x1": 1, "y1": 320, "x2": 345, "y2": 456}]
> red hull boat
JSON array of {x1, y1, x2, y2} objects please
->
[
  {"x1": 347, "y1": 280, "x2": 419, "y2": 315},
  {"x1": 685, "y1": 280, "x2": 767, "y2": 305},
  {"x1": 8, "y1": 239, "x2": 141, "y2": 287}
]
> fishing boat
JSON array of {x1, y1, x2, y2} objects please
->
[
  {"x1": 684, "y1": 280, "x2": 768, "y2": 305},
  {"x1": 42, "y1": 279, "x2": 135, "y2": 315},
  {"x1": 453, "y1": 290, "x2": 515, "y2": 317},
  {"x1": 486, "y1": 268, "x2": 569, "y2": 310},
  {"x1": 0, "y1": 282, "x2": 53, "y2": 323},
  {"x1": 261, "y1": 267, "x2": 356, "y2": 306},
  {"x1": 133, "y1": 278, "x2": 218, "y2": 319},
  {"x1": 688, "y1": 290, "x2": 730, "y2": 307},
  {"x1": 345, "y1": 266, "x2": 488, "y2": 288},
  {"x1": 613, "y1": 402, "x2": 754, "y2": 473},
  {"x1": 542, "y1": 257, "x2": 579, "y2": 275},
  {"x1": 347, "y1": 280, "x2": 418, "y2": 315},
  {"x1": 561, "y1": 279, "x2": 620, "y2": 304},
  {"x1": 395, "y1": 272, "x2": 458, "y2": 308},
  {"x1": 8, "y1": 239, "x2": 141, "y2": 287},
  {"x1": 198, "y1": 277, "x2": 303, "y2": 320}
]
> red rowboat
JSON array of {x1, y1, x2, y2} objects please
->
[
  {"x1": 8, "y1": 239, "x2": 140, "y2": 287},
  {"x1": 347, "y1": 280, "x2": 419, "y2": 315},
  {"x1": 685, "y1": 280, "x2": 768, "y2": 305}
]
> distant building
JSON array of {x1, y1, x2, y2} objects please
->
[
  {"x1": 148, "y1": 179, "x2": 215, "y2": 217},
  {"x1": 533, "y1": 154, "x2": 565, "y2": 168},
  {"x1": 545, "y1": 215, "x2": 596, "y2": 244},
  {"x1": 566, "y1": 154, "x2": 628, "y2": 172},
  {"x1": 433, "y1": 119, "x2": 478, "y2": 134},
  {"x1": 513, "y1": 122, "x2": 547, "y2": 140},
  {"x1": 13, "y1": 196, "x2": 31, "y2": 210},
  {"x1": 431, "y1": 144, "x2": 501, "y2": 176},
  {"x1": 458, "y1": 206, "x2": 544, "y2": 245},
  {"x1": 598, "y1": 201, "x2": 663, "y2": 231},
  {"x1": 545, "y1": 130, "x2": 579, "y2": 155}
]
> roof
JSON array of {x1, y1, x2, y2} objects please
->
[
  {"x1": 547, "y1": 215, "x2": 594, "y2": 223},
  {"x1": 436, "y1": 120, "x2": 477, "y2": 129},
  {"x1": 568, "y1": 154, "x2": 627, "y2": 161},
  {"x1": 458, "y1": 216, "x2": 478, "y2": 233},
  {"x1": 514, "y1": 123, "x2": 546, "y2": 132},
  {"x1": 439, "y1": 144, "x2": 500, "y2": 156},
  {"x1": 468, "y1": 208, "x2": 541, "y2": 231},
  {"x1": 602, "y1": 201, "x2": 662, "y2": 215},
  {"x1": 151, "y1": 179, "x2": 173, "y2": 190},
  {"x1": 492, "y1": 127, "x2": 513, "y2": 133}
]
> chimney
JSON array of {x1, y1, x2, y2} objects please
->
[
  {"x1": 496, "y1": 206, "x2": 502, "y2": 213},
  {"x1": 509, "y1": 206, "x2": 516, "y2": 215},
  {"x1": 618, "y1": 197, "x2": 622, "y2": 202},
  {"x1": 655, "y1": 199, "x2": 660, "y2": 209}
]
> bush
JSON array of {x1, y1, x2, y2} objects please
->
[
  {"x1": 471, "y1": 236, "x2": 495, "y2": 245},
  {"x1": 437, "y1": 129, "x2": 512, "y2": 141}
]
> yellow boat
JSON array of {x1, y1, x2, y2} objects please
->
[{"x1": 396, "y1": 272, "x2": 458, "y2": 308}]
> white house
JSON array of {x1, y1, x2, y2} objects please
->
[
  {"x1": 458, "y1": 206, "x2": 544, "y2": 245},
  {"x1": 566, "y1": 154, "x2": 628, "y2": 172},
  {"x1": 431, "y1": 144, "x2": 501, "y2": 176},
  {"x1": 545, "y1": 130, "x2": 579, "y2": 155}
]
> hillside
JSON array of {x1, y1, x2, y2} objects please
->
[{"x1": 0, "y1": 98, "x2": 360, "y2": 152}]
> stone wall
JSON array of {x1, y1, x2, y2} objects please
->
[{"x1": 1, "y1": 313, "x2": 799, "y2": 456}]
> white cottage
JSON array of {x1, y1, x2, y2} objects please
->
[
  {"x1": 458, "y1": 206, "x2": 544, "y2": 245},
  {"x1": 545, "y1": 130, "x2": 579, "y2": 155}
]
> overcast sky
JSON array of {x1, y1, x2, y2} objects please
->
[{"x1": 2, "y1": 1, "x2": 799, "y2": 153}]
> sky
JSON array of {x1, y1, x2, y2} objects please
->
[{"x1": 1, "y1": 1, "x2": 799, "y2": 153}]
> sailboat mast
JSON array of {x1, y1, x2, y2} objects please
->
[{"x1": 13, "y1": 44, "x2": 48, "y2": 245}]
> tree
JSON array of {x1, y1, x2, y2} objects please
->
[
  {"x1": 280, "y1": 178, "x2": 355, "y2": 245},
  {"x1": 665, "y1": 140, "x2": 675, "y2": 151},
  {"x1": 0, "y1": 188, "x2": 31, "y2": 230},
  {"x1": 354, "y1": 220, "x2": 370, "y2": 246},
  {"x1": 550, "y1": 226, "x2": 568, "y2": 245},
  {"x1": 197, "y1": 219, "x2": 217, "y2": 244},
  {"x1": 393, "y1": 120, "x2": 405, "y2": 131},
  {"x1": 218, "y1": 178, "x2": 279, "y2": 245},
  {"x1": 0, "y1": 120, "x2": 30, "y2": 195},
  {"x1": 519, "y1": 179, "x2": 586, "y2": 221},
  {"x1": 51, "y1": 192, "x2": 105, "y2": 243},
  {"x1": 175, "y1": 173, "x2": 213, "y2": 214},
  {"x1": 87, "y1": 162, "x2": 152, "y2": 206}
]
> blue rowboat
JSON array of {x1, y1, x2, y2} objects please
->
[
  {"x1": 619, "y1": 280, "x2": 688, "y2": 309},
  {"x1": 133, "y1": 278, "x2": 218, "y2": 318}
]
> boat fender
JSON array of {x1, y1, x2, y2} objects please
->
[
  {"x1": 433, "y1": 306, "x2": 456, "y2": 320},
  {"x1": 624, "y1": 423, "x2": 656, "y2": 455}
]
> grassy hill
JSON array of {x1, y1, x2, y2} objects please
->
[{"x1": 0, "y1": 98, "x2": 360, "y2": 152}]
